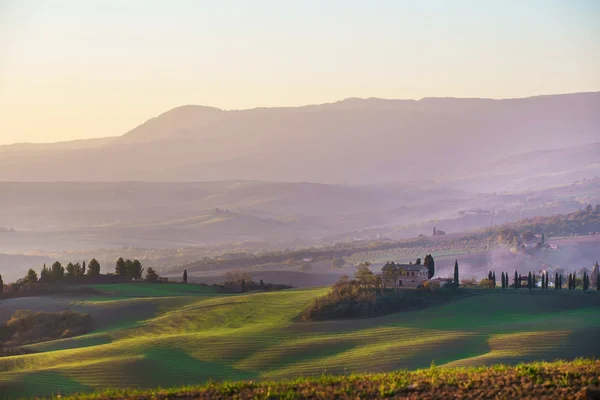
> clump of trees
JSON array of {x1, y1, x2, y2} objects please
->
[
  {"x1": 0, "y1": 310, "x2": 92, "y2": 346},
  {"x1": 302, "y1": 264, "x2": 467, "y2": 321},
  {"x1": 216, "y1": 270, "x2": 292, "y2": 293},
  {"x1": 145, "y1": 267, "x2": 167, "y2": 283},
  {"x1": 115, "y1": 258, "x2": 143, "y2": 279}
]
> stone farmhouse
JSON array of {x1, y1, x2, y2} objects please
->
[{"x1": 381, "y1": 262, "x2": 429, "y2": 287}]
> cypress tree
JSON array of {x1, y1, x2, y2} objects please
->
[
  {"x1": 559, "y1": 274, "x2": 563, "y2": 290},
  {"x1": 514, "y1": 271, "x2": 519, "y2": 290},
  {"x1": 545, "y1": 271, "x2": 549, "y2": 290},
  {"x1": 501, "y1": 272, "x2": 505, "y2": 289},
  {"x1": 241, "y1": 278, "x2": 246, "y2": 293},
  {"x1": 492, "y1": 271, "x2": 496, "y2": 287},
  {"x1": 453, "y1": 260, "x2": 459, "y2": 286},
  {"x1": 488, "y1": 271, "x2": 493, "y2": 281},
  {"x1": 573, "y1": 271, "x2": 577, "y2": 290},
  {"x1": 568, "y1": 273, "x2": 573, "y2": 291},
  {"x1": 583, "y1": 272, "x2": 588, "y2": 291},
  {"x1": 597, "y1": 273, "x2": 600, "y2": 291},
  {"x1": 183, "y1": 269, "x2": 188, "y2": 284},
  {"x1": 555, "y1": 272, "x2": 559, "y2": 291},
  {"x1": 527, "y1": 272, "x2": 532, "y2": 290},
  {"x1": 532, "y1": 274, "x2": 537, "y2": 289},
  {"x1": 541, "y1": 273, "x2": 545, "y2": 290}
]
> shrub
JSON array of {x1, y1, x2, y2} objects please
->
[
  {"x1": 461, "y1": 276, "x2": 478, "y2": 288},
  {"x1": 423, "y1": 280, "x2": 440, "y2": 289},
  {"x1": 478, "y1": 278, "x2": 495, "y2": 288},
  {"x1": 2, "y1": 310, "x2": 92, "y2": 346}
]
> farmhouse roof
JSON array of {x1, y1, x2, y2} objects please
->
[{"x1": 382, "y1": 263, "x2": 427, "y2": 272}]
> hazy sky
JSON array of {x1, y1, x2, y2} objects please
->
[{"x1": 1, "y1": 0, "x2": 599, "y2": 145}]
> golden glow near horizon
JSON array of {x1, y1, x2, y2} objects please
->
[{"x1": 1, "y1": 0, "x2": 599, "y2": 145}]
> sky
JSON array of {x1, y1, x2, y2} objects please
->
[{"x1": 0, "y1": 0, "x2": 599, "y2": 145}]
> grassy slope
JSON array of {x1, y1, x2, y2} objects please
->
[
  {"x1": 1, "y1": 284, "x2": 600, "y2": 398},
  {"x1": 59, "y1": 359, "x2": 600, "y2": 399}
]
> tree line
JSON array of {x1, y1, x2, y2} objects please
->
[{"x1": 0, "y1": 257, "x2": 169, "y2": 296}]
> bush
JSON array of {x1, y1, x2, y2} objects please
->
[
  {"x1": 423, "y1": 280, "x2": 440, "y2": 289},
  {"x1": 2, "y1": 310, "x2": 92, "y2": 346},
  {"x1": 461, "y1": 276, "x2": 478, "y2": 288},
  {"x1": 478, "y1": 278, "x2": 495, "y2": 288}
]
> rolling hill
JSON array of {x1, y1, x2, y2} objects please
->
[{"x1": 1, "y1": 284, "x2": 599, "y2": 397}]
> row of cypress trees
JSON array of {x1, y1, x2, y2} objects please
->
[{"x1": 496, "y1": 270, "x2": 599, "y2": 291}]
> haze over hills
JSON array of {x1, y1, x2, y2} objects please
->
[
  {"x1": 1, "y1": 92, "x2": 599, "y2": 191},
  {"x1": 1, "y1": 92, "x2": 599, "y2": 281}
]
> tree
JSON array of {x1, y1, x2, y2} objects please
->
[
  {"x1": 453, "y1": 260, "x2": 459, "y2": 286},
  {"x1": 0, "y1": 274, "x2": 3, "y2": 294},
  {"x1": 527, "y1": 272, "x2": 532, "y2": 290},
  {"x1": 81, "y1": 260, "x2": 86, "y2": 276},
  {"x1": 597, "y1": 272, "x2": 600, "y2": 291},
  {"x1": 573, "y1": 271, "x2": 577, "y2": 290},
  {"x1": 115, "y1": 257, "x2": 126, "y2": 276},
  {"x1": 355, "y1": 264, "x2": 377, "y2": 289},
  {"x1": 532, "y1": 273, "x2": 536, "y2": 289},
  {"x1": 545, "y1": 271, "x2": 549, "y2": 290},
  {"x1": 25, "y1": 268, "x2": 38, "y2": 284},
  {"x1": 51, "y1": 261, "x2": 64, "y2": 283},
  {"x1": 145, "y1": 267, "x2": 159, "y2": 282},
  {"x1": 514, "y1": 270, "x2": 519, "y2": 290},
  {"x1": 125, "y1": 259, "x2": 143, "y2": 278},
  {"x1": 183, "y1": 269, "x2": 188, "y2": 284},
  {"x1": 40, "y1": 264, "x2": 50, "y2": 283},
  {"x1": 492, "y1": 271, "x2": 496, "y2": 287},
  {"x1": 415, "y1": 258, "x2": 421, "y2": 265},
  {"x1": 583, "y1": 272, "x2": 589, "y2": 291},
  {"x1": 65, "y1": 262, "x2": 78, "y2": 278},
  {"x1": 568, "y1": 273, "x2": 573, "y2": 291},
  {"x1": 242, "y1": 278, "x2": 246, "y2": 293},
  {"x1": 424, "y1": 254, "x2": 435, "y2": 279},
  {"x1": 501, "y1": 272, "x2": 506, "y2": 289},
  {"x1": 555, "y1": 272, "x2": 559, "y2": 291},
  {"x1": 591, "y1": 262, "x2": 599, "y2": 288},
  {"x1": 132, "y1": 259, "x2": 143, "y2": 278},
  {"x1": 87, "y1": 259, "x2": 101, "y2": 276},
  {"x1": 559, "y1": 274, "x2": 563, "y2": 290},
  {"x1": 541, "y1": 273, "x2": 545, "y2": 290},
  {"x1": 488, "y1": 271, "x2": 493, "y2": 281}
]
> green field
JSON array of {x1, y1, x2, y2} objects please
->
[
  {"x1": 1, "y1": 284, "x2": 600, "y2": 398},
  {"x1": 53, "y1": 359, "x2": 600, "y2": 399}
]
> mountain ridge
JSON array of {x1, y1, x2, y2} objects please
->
[{"x1": 1, "y1": 92, "x2": 598, "y2": 190}]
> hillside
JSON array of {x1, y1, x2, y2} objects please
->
[
  {"x1": 1, "y1": 284, "x2": 599, "y2": 397},
  {"x1": 49, "y1": 359, "x2": 600, "y2": 400},
  {"x1": 1, "y1": 93, "x2": 599, "y2": 191}
]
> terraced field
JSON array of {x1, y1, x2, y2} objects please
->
[
  {"x1": 1, "y1": 284, "x2": 600, "y2": 398},
  {"x1": 343, "y1": 239, "x2": 492, "y2": 265}
]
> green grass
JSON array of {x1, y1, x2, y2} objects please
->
[
  {"x1": 26, "y1": 359, "x2": 600, "y2": 399},
  {"x1": 1, "y1": 283, "x2": 600, "y2": 398},
  {"x1": 83, "y1": 283, "x2": 218, "y2": 298}
]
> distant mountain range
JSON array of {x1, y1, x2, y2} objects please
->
[{"x1": 1, "y1": 92, "x2": 599, "y2": 191}]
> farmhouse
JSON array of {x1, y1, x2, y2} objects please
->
[{"x1": 382, "y1": 262, "x2": 429, "y2": 287}]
